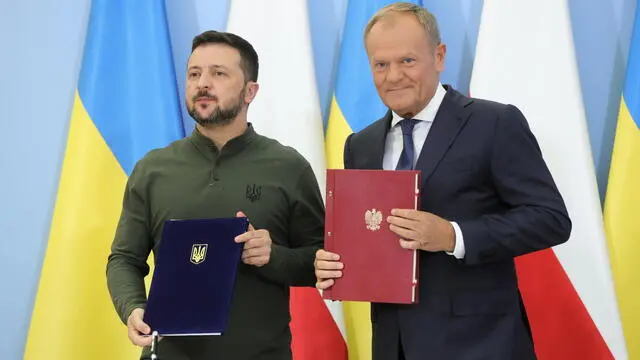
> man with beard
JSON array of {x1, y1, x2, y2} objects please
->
[{"x1": 106, "y1": 30, "x2": 325, "y2": 360}]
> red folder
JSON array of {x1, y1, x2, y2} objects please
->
[{"x1": 322, "y1": 169, "x2": 421, "y2": 304}]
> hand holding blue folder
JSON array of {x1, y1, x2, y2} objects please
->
[{"x1": 234, "y1": 211, "x2": 272, "y2": 267}]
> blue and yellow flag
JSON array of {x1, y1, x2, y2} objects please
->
[
  {"x1": 604, "y1": 4, "x2": 640, "y2": 359},
  {"x1": 324, "y1": 1, "x2": 422, "y2": 359},
  {"x1": 23, "y1": 1, "x2": 184, "y2": 359}
]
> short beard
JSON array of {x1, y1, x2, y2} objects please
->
[{"x1": 188, "y1": 87, "x2": 245, "y2": 127}]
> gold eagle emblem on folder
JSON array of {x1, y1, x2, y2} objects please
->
[
  {"x1": 365, "y1": 209, "x2": 383, "y2": 231},
  {"x1": 190, "y1": 244, "x2": 208, "y2": 264}
]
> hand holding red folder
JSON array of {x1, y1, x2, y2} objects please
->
[
  {"x1": 319, "y1": 169, "x2": 423, "y2": 304},
  {"x1": 387, "y1": 209, "x2": 456, "y2": 253},
  {"x1": 315, "y1": 209, "x2": 454, "y2": 291},
  {"x1": 314, "y1": 249, "x2": 343, "y2": 290}
]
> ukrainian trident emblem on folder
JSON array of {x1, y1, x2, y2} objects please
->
[
  {"x1": 190, "y1": 244, "x2": 208, "y2": 264},
  {"x1": 144, "y1": 217, "x2": 249, "y2": 337}
]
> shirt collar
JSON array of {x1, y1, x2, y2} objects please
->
[
  {"x1": 189, "y1": 122, "x2": 257, "y2": 157},
  {"x1": 390, "y1": 82, "x2": 446, "y2": 127}
]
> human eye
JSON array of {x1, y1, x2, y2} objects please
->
[{"x1": 374, "y1": 61, "x2": 387, "y2": 70}]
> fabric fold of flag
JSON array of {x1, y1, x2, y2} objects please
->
[{"x1": 23, "y1": 1, "x2": 184, "y2": 359}]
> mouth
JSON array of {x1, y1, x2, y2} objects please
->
[{"x1": 195, "y1": 97, "x2": 216, "y2": 103}]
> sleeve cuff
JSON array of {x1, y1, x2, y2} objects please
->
[
  {"x1": 446, "y1": 221, "x2": 465, "y2": 259},
  {"x1": 122, "y1": 303, "x2": 146, "y2": 325}
]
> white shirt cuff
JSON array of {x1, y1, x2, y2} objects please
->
[{"x1": 446, "y1": 221, "x2": 465, "y2": 259}]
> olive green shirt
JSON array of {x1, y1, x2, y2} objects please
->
[{"x1": 106, "y1": 124, "x2": 324, "y2": 359}]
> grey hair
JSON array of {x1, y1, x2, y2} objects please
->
[{"x1": 364, "y1": 2, "x2": 441, "y2": 47}]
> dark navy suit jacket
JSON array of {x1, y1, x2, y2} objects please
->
[{"x1": 343, "y1": 85, "x2": 571, "y2": 360}]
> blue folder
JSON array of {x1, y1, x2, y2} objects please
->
[{"x1": 143, "y1": 217, "x2": 249, "y2": 336}]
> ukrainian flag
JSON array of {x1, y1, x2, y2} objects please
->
[
  {"x1": 23, "y1": 1, "x2": 184, "y2": 359},
  {"x1": 604, "y1": 5, "x2": 640, "y2": 359},
  {"x1": 324, "y1": 1, "x2": 422, "y2": 359}
]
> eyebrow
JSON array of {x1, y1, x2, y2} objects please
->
[{"x1": 187, "y1": 64, "x2": 229, "y2": 72}]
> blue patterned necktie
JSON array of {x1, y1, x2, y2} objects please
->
[{"x1": 396, "y1": 118, "x2": 418, "y2": 170}]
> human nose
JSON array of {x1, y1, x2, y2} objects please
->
[
  {"x1": 197, "y1": 72, "x2": 212, "y2": 90},
  {"x1": 386, "y1": 63, "x2": 403, "y2": 83}
]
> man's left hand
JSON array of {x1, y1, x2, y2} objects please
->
[
  {"x1": 235, "y1": 211, "x2": 271, "y2": 267},
  {"x1": 387, "y1": 209, "x2": 455, "y2": 252}
]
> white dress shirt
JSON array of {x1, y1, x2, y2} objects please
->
[{"x1": 381, "y1": 83, "x2": 465, "y2": 259}]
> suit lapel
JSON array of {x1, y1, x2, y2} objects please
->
[
  {"x1": 415, "y1": 86, "x2": 473, "y2": 184},
  {"x1": 361, "y1": 111, "x2": 392, "y2": 169}
]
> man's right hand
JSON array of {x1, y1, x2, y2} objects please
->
[
  {"x1": 314, "y1": 249, "x2": 344, "y2": 290},
  {"x1": 127, "y1": 308, "x2": 152, "y2": 347}
]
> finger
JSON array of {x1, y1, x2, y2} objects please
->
[
  {"x1": 133, "y1": 317, "x2": 151, "y2": 335},
  {"x1": 243, "y1": 236, "x2": 269, "y2": 249},
  {"x1": 236, "y1": 211, "x2": 256, "y2": 231},
  {"x1": 387, "y1": 215, "x2": 418, "y2": 230},
  {"x1": 134, "y1": 334, "x2": 153, "y2": 347},
  {"x1": 235, "y1": 229, "x2": 259, "y2": 243},
  {"x1": 315, "y1": 249, "x2": 340, "y2": 261},
  {"x1": 316, "y1": 269, "x2": 343, "y2": 279},
  {"x1": 243, "y1": 255, "x2": 269, "y2": 266},
  {"x1": 315, "y1": 260, "x2": 344, "y2": 270},
  {"x1": 399, "y1": 238, "x2": 420, "y2": 250},
  {"x1": 129, "y1": 328, "x2": 153, "y2": 347},
  {"x1": 389, "y1": 224, "x2": 419, "y2": 241},
  {"x1": 391, "y1": 208, "x2": 421, "y2": 220},
  {"x1": 316, "y1": 279, "x2": 335, "y2": 290},
  {"x1": 242, "y1": 247, "x2": 270, "y2": 259}
]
